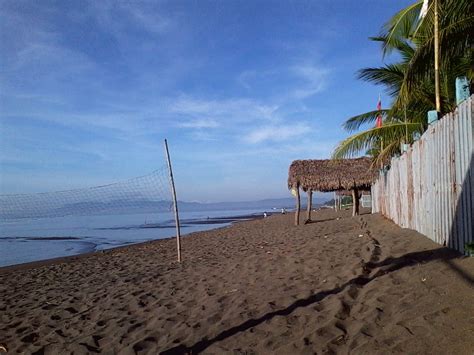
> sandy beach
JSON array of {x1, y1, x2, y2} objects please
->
[{"x1": 1, "y1": 209, "x2": 473, "y2": 354}]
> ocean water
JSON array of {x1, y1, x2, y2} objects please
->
[{"x1": 0, "y1": 208, "x2": 268, "y2": 267}]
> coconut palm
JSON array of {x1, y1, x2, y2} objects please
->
[
  {"x1": 333, "y1": 36, "x2": 427, "y2": 164},
  {"x1": 385, "y1": 0, "x2": 474, "y2": 113},
  {"x1": 333, "y1": 0, "x2": 473, "y2": 164}
]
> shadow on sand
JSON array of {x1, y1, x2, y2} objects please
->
[{"x1": 160, "y1": 243, "x2": 472, "y2": 354}]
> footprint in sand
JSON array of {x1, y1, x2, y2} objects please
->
[
  {"x1": 133, "y1": 336, "x2": 158, "y2": 353},
  {"x1": 64, "y1": 307, "x2": 78, "y2": 314},
  {"x1": 20, "y1": 332, "x2": 39, "y2": 343}
]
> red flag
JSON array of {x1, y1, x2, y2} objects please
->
[{"x1": 376, "y1": 96, "x2": 383, "y2": 128}]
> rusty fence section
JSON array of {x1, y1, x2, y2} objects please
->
[{"x1": 372, "y1": 96, "x2": 473, "y2": 253}]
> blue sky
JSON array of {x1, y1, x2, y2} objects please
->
[{"x1": 1, "y1": 0, "x2": 413, "y2": 202}]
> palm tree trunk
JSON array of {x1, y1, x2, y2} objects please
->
[{"x1": 434, "y1": 0, "x2": 441, "y2": 112}]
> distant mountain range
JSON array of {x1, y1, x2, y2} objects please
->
[
  {"x1": 1, "y1": 196, "x2": 331, "y2": 219},
  {"x1": 177, "y1": 196, "x2": 329, "y2": 212}
]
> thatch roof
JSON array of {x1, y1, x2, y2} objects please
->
[
  {"x1": 288, "y1": 158, "x2": 376, "y2": 192},
  {"x1": 336, "y1": 189, "x2": 370, "y2": 196}
]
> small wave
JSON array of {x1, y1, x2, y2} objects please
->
[
  {"x1": 93, "y1": 213, "x2": 263, "y2": 230},
  {"x1": 0, "y1": 236, "x2": 82, "y2": 241}
]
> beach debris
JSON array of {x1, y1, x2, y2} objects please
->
[
  {"x1": 226, "y1": 289, "x2": 238, "y2": 294},
  {"x1": 0, "y1": 344, "x2": 7, "y2": 352},
  {"x1": 358, "y1": 234, "x2": 364, "y2": 238},
  {"x1": 322, "y1": 279, "x2": 327, "y2": 283},
  {"x1": 333, "y1": 334, "x2": 346, "y2": 345},
  {"x1": 266, "y1": 251, "x2": 271, "y2": 254},
  {"x1": 324, "y1": 235, "x2": 328, "y2": 239},
  {"x1": 421, "y1": 277, "x2": 427, "y2": 282}
]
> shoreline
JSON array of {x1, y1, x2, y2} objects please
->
[
  {"x1": 1, "y1": 209, "x2": 473, "y2": 354},
  {"x1": 0, "y1": 211, "x2": 270, "y2": 270}
]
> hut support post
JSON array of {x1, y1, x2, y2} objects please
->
[
  {"x1": 295, "y1": 186, "x2": 300, "y2": 226},
  {"x1": 334, "y1": 191, "x2": 337, "y2": 211},
  {"x1": 352, "y1": 188, "x2": 360, "y2": 216},
  {"x1": 306, "y1": 190, "x2": 312, "y2": 222}
]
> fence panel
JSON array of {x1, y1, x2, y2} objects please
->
[{"x1": 371, "y1": 96, "x2": 474, "y2": 253}]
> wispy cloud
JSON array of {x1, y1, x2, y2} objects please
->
[
  {"x1": 1, "y1": 0, "x2": 351, "y2": 200},
  {"x1": 290, "y1": 64, "x2": 329, "y2": 99},
  {"x1": 169, "y1": 96, "x2": 281, "y2": 128},
  {"x1": 178, "y1": 118, "x2": 219, "y2": 129},
  {"x1": 88, "y1": 1, "x2": 173, "y2": 37},
  {"x1": 236, "y1": 61, "x2": 330, "y2": 101},
  {"x1": 244, "y1": 123, "x2": 311, "y2": 144},
  {"x1": 170, "y1": 96, "x2": 278, "y2": 120}
]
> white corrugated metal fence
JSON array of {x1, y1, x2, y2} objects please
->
[{"x1": 372, "y1": 96, "x2": 473, "y2": 253}]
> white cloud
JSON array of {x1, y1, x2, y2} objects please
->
[
  {"x1": 244, "y1": 123, "x2": 311, "y2": 144},
  {"x1": 178, "y1": 118, "x2": 219, "y2": 129},
  {"x1": 88, "y1": 1, "x2": 173, "y2": 37},
  {"x1": 237, "y1": 70, "x2": 256, "y2": 89},
  {"x1": 14, "y1": 42, "x2": 95, "y2": 73},
  {"x1": 170, "y1": 96, "x2": 280, "y2": 124},
  {"x1": 290, "y1": 64, "x2": 329, "y2": 99},
  {"x1": 188, "y1": 131, "x2": 220, "y2": 142},
  {"x1": 235, "y1": 61, "x2": 330, "y2": 101},
  {"x1": 237, "y1": 69, "x2": 276, "y2": 90}
]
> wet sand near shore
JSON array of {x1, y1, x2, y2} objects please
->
[{"x1": 1, "y1": 209, "x2": 473, "y2": 354}]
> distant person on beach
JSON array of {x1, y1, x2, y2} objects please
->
[
  {"x1": 281, "y1": 208, "x2": 286, "y2": 214},
  {"x1": 263, "y1": 212, "x2": 267, "y2": 218}
]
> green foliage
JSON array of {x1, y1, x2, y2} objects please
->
[
  {"x1": 333, "y1": 0, "x2": 473, "y2": 163},
  {"x1": 466, "y1": 242, "x2": 474, "y2": 256}
]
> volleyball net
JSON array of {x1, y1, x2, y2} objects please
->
[{"x1": 0, "y1": 166, "x2": 173, "y2": 220}]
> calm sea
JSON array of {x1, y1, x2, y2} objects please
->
[{"x1": 0, "y1": 208, "x2": 269, "y2": 267}]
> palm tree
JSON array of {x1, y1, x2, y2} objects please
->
[
  {"x1": 333, "y1": 0, "x2": 473, "y2": 164},
  {"x1": 333, "y1": 36, "x2": 427, "y2": 165},
  {"x1": 390, "y1": 0, "x2": 474, "y2": 109},
  {"x1": 382, "y1": 0, "x2": 474, "y2": 113}
]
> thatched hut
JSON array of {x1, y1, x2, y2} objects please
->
[
  {"x1": 333, "y1": 189, "x2": 370, "y2": 211},
  {"x1": 288, "y1": 157, "x2": 375, "y2": 224}
]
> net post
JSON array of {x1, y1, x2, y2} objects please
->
[{"x1": 164, "y1": 139, "x2": 182, "y2": 262}]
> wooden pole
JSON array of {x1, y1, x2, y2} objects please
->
[
  {"x1": 434, "y1": 0, "x2": 441, "y2": 112},
  {"x1": 164, "y1": 139, "x2": 181, "y2": 262},
  {"x1": 306, "y1": 190, "x2": 312, "y2": 222},
  {"x1": 352, "y1": 188, "x2": 360, "y2": 216},
  {"x1": 295, "y1": 186, "x2": 300, "y2": 226},
  {"x1": 379, "y1": 93, "x2": 384, "y2": 169},
  {"x1": 334, "y1": 191, "x2": 338, "y2": 211}
]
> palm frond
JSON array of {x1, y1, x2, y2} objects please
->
[
  {"x1": 381, "y1": 1, "x2": 423, "y2": 56},
  {"x1": 343, "y1": 110, "x2": 389, "y2": 132},
  {"x1": 332, "y1": 122, "x2": 422, "y2": 159},
  {"x1": 373, "y1": 140, "x2": 401, "y2": 168},
  {"x1": 357, "y1": 65, "x2": 405, "y2": 97},
  {"x1": 334, "y1": 0, "x2": 473, "y2": 165}
]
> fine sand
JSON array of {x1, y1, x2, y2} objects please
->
[{"x1": 1, "y1": 209, "x2": 473, "y2": 354}]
